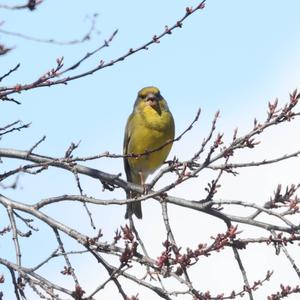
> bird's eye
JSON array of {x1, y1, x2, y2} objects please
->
[{"x1": 140, "y1": 94, "x2": 146, "y2": 99}]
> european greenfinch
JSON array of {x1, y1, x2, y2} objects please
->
[{"x1": 123, "y1": 87, "x2": 175, "y2": 219}]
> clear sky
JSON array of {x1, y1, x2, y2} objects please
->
[{"x1": 1, "y1": 0, "x2": 300, "y2": 299}]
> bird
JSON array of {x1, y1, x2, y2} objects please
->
[{"x1": 123, "y1": 86, "x2": 175, "y2": 219}]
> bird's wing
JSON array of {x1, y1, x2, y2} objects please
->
[{"x1": 123, "y1": 113, "x2": 134, "y2": 182}]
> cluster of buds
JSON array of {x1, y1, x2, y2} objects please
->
[
  {"x1": 113, "y1": 228, "x2": 122, "y2": 244},
  {"x1": 272, "y1": 89, "x2": 299, "y2": 123},
  {"x1": 192, "y1": 270, "x2": 273, "y2": 299},
  {"x1": 86, "y1": 229, "x2": 103, "y2": 246},
  {"x1": 267, "y1": 284, "x2": 300, "y2": 300},
  {"x1": 267, "y1": 98, "x2": 280, "y2": 121},
  {"x1": 185, "y1": 1, "x2": 206, "y2": 16},
  {"x1": 204, "y1": 179, "x2": 221, "y2": 201},
  {"x1": 72, "y1": 284, "x2": 85, "y2": 299},
  {"x1": 280, "y1": 89, "x2": 300, "y2": 122},
  {"x1": 37, "y1": 57, "x2": 64, "y2": 84},
  {"x1": 60, "y1": 266, "x2": 73, "y2": 276},
  {"x1": 268, "y1": 232, "x2": 300, "y2": 247},
  {"x1": 119, "y1": 225, "x2": 138, "y2": 266},
  {"x1": 156, "y1": 240, "x2": 172, "y2": 270},
  {"x1": 211, "y1": 225, "x2": 240, "y2": 251},
  {"x1": 157, "y1": 227, "x2": 241, "y2": 273},
  {"x1": 214, "y1": 133, "x2": 224, "y2": 149},
  {"x1": 264, "y1": 184, "x2": 300, "y2": 213}
]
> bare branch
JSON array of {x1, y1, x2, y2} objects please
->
[
  {"x1": 0, "y1": 121, "x2": 30, "y2": 137},
  {"x1": 0, "y1": 14, "x2": 99, "y2": 45},
  {"x1": 0, "y1": 1, "x2": 207, "y2": 102},
  {"x1": 0, "y1": 0, "x2": 43, "y2": 11},
  {"x1": 0, "y1": 64, "x2": 20, "y2": 82}
]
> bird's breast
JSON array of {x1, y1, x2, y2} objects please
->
[{"x1": 127, "y1": 109, "x2": 174, "y2": 178}]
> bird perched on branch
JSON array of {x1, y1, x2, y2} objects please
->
[{"x1": 123, "y1": 86, "x2": 175, "y2": 219}]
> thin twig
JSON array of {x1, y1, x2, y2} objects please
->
[
  {"x1": 0, "y1": 0, "x2": 43, "y2": 10},
  {"x1": 0, "y1": 14, "x2": 98, "y2": 45},
  {"x1": 0, "y1": 1, "x2": 206, "y2": 100},
  {"x1": 53, "y1": 228, "x2": 80, "y2": 286},
  {"x1": 7, "y1": 207, "x2": 21, "y2": 266},
  {"x1": 0, "y1": 64, "x2": 20, "y2": 82},
  {"x1": 232, "y1": 246, "x2": 253, "y2": 300}
]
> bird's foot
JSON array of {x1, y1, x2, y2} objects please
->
[{"x1": 142, "y1": 183, "x2": 151, "y2": 195}]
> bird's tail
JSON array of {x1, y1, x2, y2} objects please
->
[{"x1": 125, "y1": 191, "x2": 142, "y2": 219}]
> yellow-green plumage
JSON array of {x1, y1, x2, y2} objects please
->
[{"x1": 123, "y1": 87, "x2": 175, "y2": 219}]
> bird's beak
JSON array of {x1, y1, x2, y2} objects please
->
[{"x1": 146, "y1": 93, "x2": 158, "y2": 107}]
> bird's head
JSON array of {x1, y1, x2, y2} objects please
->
[{"x1": 134, "y1": 86, "x2": 169, "y2": 114}]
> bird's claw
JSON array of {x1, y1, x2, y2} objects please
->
[{"x1": 142, "y1": 183, "x2": 150, "y2": 195}]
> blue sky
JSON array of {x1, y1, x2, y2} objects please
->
[{"x1": 1, "y1": 0, "x2": 300, "y2": 299}]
